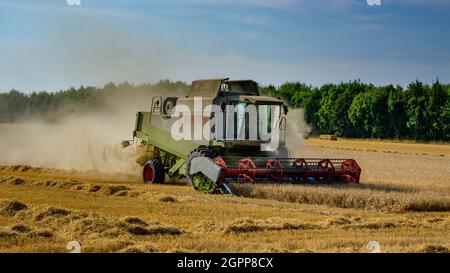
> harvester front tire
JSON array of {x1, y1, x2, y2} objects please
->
[
  {"x1": 185, "y1": 149, "x2": 214, "y2": 187},
  {"x1": 143, "y1": 159, "x2": 165, "y2": 184}
]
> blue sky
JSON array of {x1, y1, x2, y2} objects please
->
[{"x1": 1, "y1": 0, "x2": 450, "y2": 92}]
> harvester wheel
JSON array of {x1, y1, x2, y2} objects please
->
[
  {"x1": 191, "y1": 173, "x2": 217, "y2": 194},
  {"x1": 162, "y1": 97, "x2": 178, "y2": 115},
  {"x1": 185, "y1": 149, "x2": 214, "y2": 187},
  {"x1": 143, "y1": 159, "x2": 165, "y2": 184}
]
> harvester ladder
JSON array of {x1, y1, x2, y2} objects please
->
[{"x1": 151, "y1": 96, "x2": 162, "y2": 113}]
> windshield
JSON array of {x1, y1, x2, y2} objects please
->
[
  {"x1": 258, "y1": 105, "x2": 272, "y2": 140},
  {"x1": 219, "y1": 81, "x2": 258, "y2": 95},
  {"x1": 221, "y1": 103, "x2": 280, "y2": 141}
]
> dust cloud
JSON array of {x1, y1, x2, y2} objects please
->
[
  {"x1": 284, "y1": 109, "x2": 311, "y2": 157},
  {"x1": 0, "y1": 88, "x2": 186, "y2": 175},
  {"x1": 0, "y1": 15, "x2": 183, "y2": 175},
  {"x1": 0, "y1": 118, "x2": 136, "y2": 174},
  {"x1": 0, "y1": 101, "x2": 311, "y2": 174}
]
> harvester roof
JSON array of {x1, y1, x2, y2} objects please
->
[
  {"x1": 188, "y1": 78, "x2": 228, "y2": 97},
  {"x1": 188, "y1": 78, "x2": 260, "y2": 97}
]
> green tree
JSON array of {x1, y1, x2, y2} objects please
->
[
  {"x1": 440, "y1": 101, "x2": 450, "y2": 141},
  {"x1": 387, "y1": 85, "x2": 407, "y2": 139},
  {"x1": 348, "y1": 92, "x2": 372, "y2": 138},
  {"x1": 369, "y1": 87, "x2": 390, "y2": 138},
  {"x1": 427, "y1": 80, "x2": 448, "y2": 139},
  {"x1": 405, "y1": 81, "x2": 430, "y2": 140},
  {"x1": 0, "y1": 90, "x2": 28, "y2": 122},
  {"x1": 316, "y1": 84, "x2": 338, "y2": 134},
  {"x1": 334, "y1": 81, "x2": 366, "y2": 137}
]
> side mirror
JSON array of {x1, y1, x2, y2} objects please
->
[{"x1": 283, "y1": 105, "x2": 289, "y2": 115}]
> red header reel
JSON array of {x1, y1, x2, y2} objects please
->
[{"x1": 213, "y1": 157, "x2": 361, "y2": 185}]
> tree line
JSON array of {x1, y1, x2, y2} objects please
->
[
  {"x1": 261, "y1": 80, "x2": 450, "y2": 141},
  {"x1": 0, "y1": 80, "x2": 189, "y2": 123},
  {"x1": 0, "y1": 79, "x2": 449, "y2": 141}
]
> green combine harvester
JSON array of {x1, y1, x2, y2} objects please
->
[{"x1": 122, "y1": 78, "x2": 361, "y2": 194}]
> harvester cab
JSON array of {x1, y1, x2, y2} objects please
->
[{"x1": 123, "y1": 78, "x2": 361, "y2": 194}]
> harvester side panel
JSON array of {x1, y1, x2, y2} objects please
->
[{"x1": 134, "y1": 112, "x2": 200, "y2": 160}]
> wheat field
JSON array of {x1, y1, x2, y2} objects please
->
[{"x1": 0, "y1": 138, "x2": 449, "y2": 253}]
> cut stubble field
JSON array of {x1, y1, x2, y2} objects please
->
[{"x1": 0, "y1": 136, "x2": 449, "y2": 253}]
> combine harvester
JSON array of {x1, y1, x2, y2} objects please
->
[{"x1": 122, "y1": 78, "x2": 361, "y2": 194}]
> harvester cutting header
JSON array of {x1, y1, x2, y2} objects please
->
[{"x1": 122, "y1": 78, "x2": 361, "y2": 194}]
